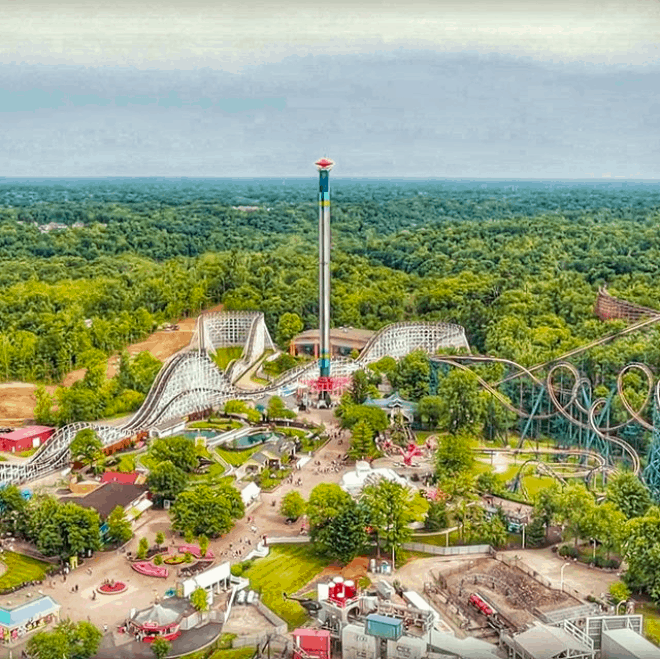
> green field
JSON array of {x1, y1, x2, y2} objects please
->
[
  {"x1": 213, "y1": 347, "x2": 244, "y2": 371},
  {"x1": 242, "y1": 544, "x2": 330, "y2": 629},
  {"x1": 0, "y1": 551, "x2": 51, "y2": 590},
  {"x1": 216, "y1": 445, "x2": 263, "y2": 467}
]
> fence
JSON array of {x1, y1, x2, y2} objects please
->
[
  {"x1": 493, "y1": 553, "x2": 584, "y2": 602},
  {"x1": 231, "y1": 601, "x2": 287, "y2": 647},
  {"x1": 266, "y1": 536, "x2": 311, "y2": 545},
  {"x1": 402, "y1": 542, "x2": 493, "y2": 556}
]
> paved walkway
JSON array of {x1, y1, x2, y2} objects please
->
[{"x1": 6, "y1": 409, "x2": 347, "y2": 656}]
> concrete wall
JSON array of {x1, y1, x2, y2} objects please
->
[{"x1": 402, "y1": 542, "x2": 492, "y2": 556}]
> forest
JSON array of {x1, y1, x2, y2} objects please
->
[{"x1": 0, "y1": 177, "x2": 659, "y2": 404}]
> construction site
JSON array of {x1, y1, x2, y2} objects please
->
[{"x1": 231, "y1": 550, "x2": 660, "y2": 659}]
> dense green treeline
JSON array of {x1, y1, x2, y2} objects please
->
[{"x1": 0, "y1": 180, "x2": 659, "y2": 395}]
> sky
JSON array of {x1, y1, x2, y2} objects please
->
[{"x1": 1, "y1": 0, "x2": 659, "y2": 178}]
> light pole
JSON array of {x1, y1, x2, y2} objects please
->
[
  {"x1": 560, "y1": 562, "x2": 570, "y2": 593},
  {"x1": 522, "y1": 523, "x2": 526, "y2": 550}
]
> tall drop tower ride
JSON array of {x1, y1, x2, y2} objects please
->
[{"x1": 315, "y1": 157, "x2": 334, "y2": 399}]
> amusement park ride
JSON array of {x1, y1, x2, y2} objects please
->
[{"x1": 5, "y1": 165, "x2": 660, "y2": 498}]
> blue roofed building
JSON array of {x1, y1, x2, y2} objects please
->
[{"x1": 0, "y1": 594, "x2": 60, "y2": 645}]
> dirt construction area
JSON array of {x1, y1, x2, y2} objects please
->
[
  {"x1": 0, "y1": 303, "x2": 224, "y2": 425},
  {"x1": 437, "y1": 557, "x2": 577, "y2": 631}
]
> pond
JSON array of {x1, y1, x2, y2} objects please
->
[
  {"x1": 183, "y1": 430, "x2": 219, "y2": 440},
  {"x1": 234, "y1": 432, "x2": 278, "y2": 448}
]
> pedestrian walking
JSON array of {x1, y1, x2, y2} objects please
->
[{"x1": 103, "y1": 624, "x2": 108, "y2": 633}]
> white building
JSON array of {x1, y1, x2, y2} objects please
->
[
  {"x1": 177, "y1": 562, "x2": 231, "y2": 605},
  {"x1": 341, "y1": 461, "x2": 412, "y2": 497}
]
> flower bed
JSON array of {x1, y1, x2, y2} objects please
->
[
  {"x1": 131, "y1": 562, "x2": 168, "y2": 578},
  {"x1": 178, "y1": 545, "x2": 214, "y2": 559},
  {"x1": 98, "y1": 581, "x2": 127, "y2": 594},
  {"x1": 164, "y1": 555, "x2": 186, "y2": 565}
]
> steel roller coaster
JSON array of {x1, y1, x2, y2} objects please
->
[
  {"x1": 0, "y1": 312, "x2": 470, "y2": 485},
  {"x1": 431, "y1": 311, "x2": 660, "y2": 496}
]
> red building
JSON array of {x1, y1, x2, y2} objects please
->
[
  {"x1": 0, "y1": 426, "x2": 54, "y2": 453},
  {"x1": 293, "y1": 629, "x2": 330, "y2": 659}
]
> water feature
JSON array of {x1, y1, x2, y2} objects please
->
[{"x1": 234, "y1": 432, "x2": 278, "y2": 448}]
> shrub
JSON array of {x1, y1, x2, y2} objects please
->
[
  {"x1": 558, "y1": 545, "x2": 578, "y2": 559},
  {"x1": 230, "y1": 564, "x2": 243, "y2": 577},
  {"x1": 153, "y1": 554, "x2": 163, "y2": 566},
  {"x1": 184, "y1": 551, "x2": 193, "y2": 563}
]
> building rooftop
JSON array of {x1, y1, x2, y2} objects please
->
[
  {"x1": 341, "y1": 462, "x2": 412, "y2": 497},
  {"x1": 100, "y1": 471, "x2": 140, "y2": 485},
  {"x1": 512, "y1": 623, "x2": 593, "y2": 659},
  {"x1": 0, "y1": 595, "x2": 60, "y2": 628},
  {"x1": 0, "y1": 426, "x2": 54, "y2": 441},
  {"x1": 603, "y1": 627, "x2": 660, "y2": 658},
  {"x1": 63, "y1": 482, "x2": 148, "y2": 518}
]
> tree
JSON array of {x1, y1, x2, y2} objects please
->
[
  {"x1": 584, "y1": 502, "x2": 626, "y2": 559},
  {"x1": 191, "y1": 586, "x2": 209, "y2": 612},
  {"x1": 69, "y1": 428, "x2": 105, "y2": 473},
  {"x1": 436, "y1": 369, "x2": 484, "y2": 434},
  {"x1": 476, "y1": 516, "x2": 508, "y2": 548},
  {"x1": 147, "y1": 460, "x2": 189, "y2": 502},
  {"x1": 313, "y1": 500, "x2": 369, "y2": 564},
  {"x1": 151, "y1": 637, "x2": 172, "y2": 659},
  {"x1": 607, "y1": 472, "x2": 652, "y2": 519},
  {"x1": 155, "y1": 531, "x2": 165, "y2": 548},
  {"x1": 389, "y1": 350, "x2": 430, "y2": 401},
  {"x1": 424, "y1": 501, "x2": 448, "y2": 531},
  {"x1": 148, "y1": 436, "x2": 198, "y2": 472},
  {"x1": 280, "y1": 491, "x2": 306, "y2": 520},
  {"x1": 171, "y1": 483, "x2": 244, "y2": 537},
  {"x1": 198, "y1": 533, "x2": 209, "y2": 557},
  {"x1": 348, "y1": 420, "x2": 376, "y2": 461},
  {"x1": 26, "y1": 498, "x2": 101, "y2": 559},
  {"x1": 337, "y1": 403, "x2": 388, "y2": 435},
  {"x1": 27, "y1": 619, "x2": 102, "y2": 659},
  {"x1": 434, "y1": 433, "x2": 474, "y2": 480},
  {"x1": 609, "y1": 581, "x2": 631, "y2": 604},
  {"x1": 349, "y1": 370, "x2": 371, "y2": 405},
  {"x1": 106, "y1": 505, "x2": 132, "y2": 545},
  {"x1": 533, "y1": 483, "x2": 561, "y2": 539},
  {"x1": 224, "y1": 399, "x2": 247, "y2": 415},
  {"x1": 0, "y1": 484, "x2": 29, "y2": 535},
  {"x1": 418, "y1": 396, "x2": 443, "y2": 429},
  {"x1": 33, "y1": 384, "x2": 55, "y2": 425},
  {"x1": 277, "y1": 312, "x2": 303, "y2": 348},
  {"x1": 557, "y1": 483, "x2": 595, "y2": 547},
  {"x1": 524, "y1": 516, "x2": 546, "y2": 548},
  {"x1": 624, "y1": 507, "x2": 660, "y2": 601},
  {"x1": 137, "y1": 536, "x2": 149, "y2": 559},
  {"x1": 306, "y1": 483, "x2": 353, "y2": 530},
  {"x1": 267, "y1": 396, "x2": 295, "y2": 420},
  {"x1": 361, "y1": 480, "x2": 428, "y2": 558}
]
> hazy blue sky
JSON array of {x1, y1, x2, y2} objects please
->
[{"x1": 1, "y1": 0, "x2": 659, "y2": 178}]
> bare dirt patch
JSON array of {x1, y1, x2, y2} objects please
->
[
  {"x1": 440, "y1": 557, "x2": 577, "y2": 630},
  {"x1": 294, "y1": 556, "x2": 370, "y2": 597},
  {"x1": 0, "y1": 303, "x2": 224, "y2": 423}
]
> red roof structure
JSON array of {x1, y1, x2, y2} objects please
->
[
  {"x1": 0, "y1": 426, "x2": 54, "y2": 452},
  {"x1": 100, "y1": 471, "x2": 140, "y2": 485}
]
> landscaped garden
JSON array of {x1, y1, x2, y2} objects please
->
[
  {"x1": 215, "y1": 445, "x2": 263, "y2": 467},
  {"x1": 0, "y1": 551, "x2": 51, "y2": 591},
  {"x1": 240, "y1": 543, "x2": 330, "y2": 628},
  {"x1": 98, "y1": 580, "x2": 127, "y2": 594}
]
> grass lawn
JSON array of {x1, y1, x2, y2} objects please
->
[
  {"x1": 0, "y1": 551, "x2": 51, "y2": 590},
  {"x1": 216, "y1": 445, "x2": 263, "y2": 467},
  {"x1": 189, "y1": 420, "x2": 243, "y2": 431},
  {"x1": 242, "y1": 544, "x2": 330, "y2": 629},
  {"x1": 637, "y1": 603, "x2": 660, "y2": 646},
  {"x1": 181, "y1": 646, "x2": 254, "y2": 659},
  {"x1": 213, "y1": 346, "x2": 244, "y2": 371}
]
